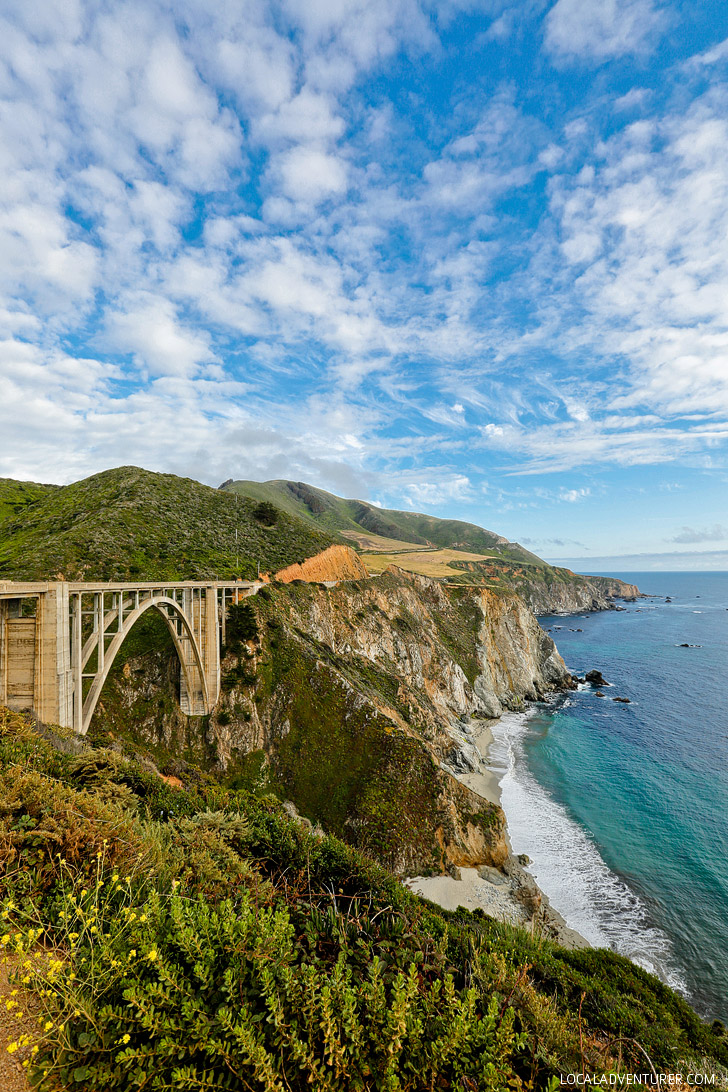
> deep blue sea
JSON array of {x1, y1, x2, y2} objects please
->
[{"x1": 488, "y1": 572, "x2": 728, "y2": 1022}]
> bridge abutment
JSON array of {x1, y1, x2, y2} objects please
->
[{"x1": 0, "y1": 580, "x2": 258, "y2": 733}]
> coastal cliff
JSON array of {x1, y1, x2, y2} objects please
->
[
  {"x1": 523, "y1": 572, "x2": 641, "y2": 615},
  {"x1": 91, "y1": 567, "x2": 573, "y2": 875}
]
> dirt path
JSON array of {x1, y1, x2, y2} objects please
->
[{"x1": 0, "y1": 954, "x2": 40, "y2": 1092}]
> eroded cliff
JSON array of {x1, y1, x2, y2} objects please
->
[
  {"x1": 517, "y1": 572, "x2": 641, "y2": 615},
  {"x1": 91, "y1": 567, "x2": 572, "y2": 875}
]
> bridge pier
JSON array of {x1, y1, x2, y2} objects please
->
[{"x1": 0, "y1": 580, "x2": 259, "y2": 733}]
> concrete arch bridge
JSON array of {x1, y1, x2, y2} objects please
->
[{"x1": 0, "y1": 580, "x2": 259, "y2": 735}]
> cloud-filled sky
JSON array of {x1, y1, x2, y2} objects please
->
[{"x1": 1, "y1": 0, "x2": 727, "y2": 566}]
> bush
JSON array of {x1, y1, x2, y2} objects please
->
[
  {"x1": 2, "y1": 709, "x2": 727, "y2": 1090},
  {"x1": 252, "y1": 501, "x2": 279, "y2": 527},
  {"x1": 226, "y1": 602, "x2": 259, "y2": 645},
  {"x1": 12, "y1": 882, "x2": 518, "y2": 1091}
]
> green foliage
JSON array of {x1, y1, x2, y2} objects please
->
[
  {"x1": 0, "y1": 466, "x2": 336, "y2": 581},
  {"x1": 14, "y1": 884, "x2": 517, "y2": 1091},
  {"x1": 225, "y1": 602, "x2": 259, "y2": 645},
  {"x1": 252, "y1": 500, "x2": 279, "y2": 526},
  {"x1": 2, "y1": 709, "x2": 727, "y2": 1090},
  {"x1": 222, "y1": 478, "x2": 523, "y2": 557}
]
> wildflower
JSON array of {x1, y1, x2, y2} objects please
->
[
  {"x1": 112, "y1": 873, "x2": 119, "y2": 883},
  {"x1": 139, "y1": 914, "x2": 147, "y2": 923},
  {"x1": 121, "y1": 1033, "x2": 130, "y2": 1044},
  {"x1": 128, "y1": 949, "x2": 136, "y2": 959},
  {"x1": 44, "y1": 1020, "x2": 52, "y2": 1031},
  {"x1": 1, "y1": 934, "x2": 9, "y2": 945},
  {"x1": 6, "y1": 1042, "x2": 18, "y2": 1054},
  {"x1": 147, "y1": 949, "x2": 157, "y2": 961}
]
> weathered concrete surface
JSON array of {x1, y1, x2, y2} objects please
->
[{"x1": 0, "y1": 580, "x2": 258, "y2": 734}]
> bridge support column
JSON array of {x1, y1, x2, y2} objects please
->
[
  {"x1": 35, "y1": 583, "x2": 73, "y2": 728},
  {"x1": 203, "y1": 585, "x2": 221, "y2": 710}
]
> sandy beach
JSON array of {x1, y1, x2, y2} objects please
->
[{"x1": 406, "y1": 716, "x2": 590, "y2": 950}]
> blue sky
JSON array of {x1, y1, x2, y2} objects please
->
[{"x1": 1, "y1": 0, "x2": 728, "y2": 567}]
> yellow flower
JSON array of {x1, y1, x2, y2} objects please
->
[
  {"x1": 44, "y1": 1020, "x2": 52, "y2": 1031},
  {"x1": 147, "y1": 949, "x2": 157, "y2": 961},
  {"x1": 139, "y1": 914, "x2": 147, "y2": 923},
  {"x1": 6, "y1": 1042, "x2": 18, "y2": 1054},
  {"x1": 1, "y1": 934, "x2": 9, "y2": 945},
  {"x1": 121, "y1": 1033, "x2": 130, "y2": 1044}
]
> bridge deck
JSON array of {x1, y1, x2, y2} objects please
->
[{"x1": 0, "y1": 579, "x2": 259, "y2": 598}]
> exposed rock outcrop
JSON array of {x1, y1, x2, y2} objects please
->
[
  {"x1": 524, "y1": 573, "x2": 641, "y2": 615},
  {"x1": 273, "y1": 544, "x2": 368, "y2": 584}
]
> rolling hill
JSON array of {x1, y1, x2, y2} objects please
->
[
  {"x1": 0, "y1": 467, "x2": 336, "y2": 582},
  {"x1": 219, "y1": 478, "x2": 544, "y2": 565},
  {"x1": 220, "y1": 478, "x2": 639, "y2": 608}
]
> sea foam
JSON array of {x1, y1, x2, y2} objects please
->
[{"x1": 488, "y1": 712, "x2": 689, "y2": 996}]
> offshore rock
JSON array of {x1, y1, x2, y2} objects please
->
[{"x1": 585, "y1": 669, "x2": 608, "y2": 687}]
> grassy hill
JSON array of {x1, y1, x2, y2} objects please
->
[
  {"x1": 0, "y1": 477, "x2": 58, "y2": 525},
  {"x1": 0, "y1": 467, "x2": 336, "y2": 582},
  {"x1": 221, "y1": 478, "x2": 545, "y2": 566},
  {"x1": 219, "y1": 479, "x2": 638, "y2": 606}
]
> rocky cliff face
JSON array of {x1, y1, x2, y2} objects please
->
[
  {"x1": 273, "y1": 543, "x2": 369, "y2": 583},
  {"x1": 92, "y1": 567, "x2": 572, "y2": 875},
  {"x1": 520, "y1": 572, "x2": 640, "y2": 615}
]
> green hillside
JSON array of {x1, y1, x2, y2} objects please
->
[
  {"x1": 221, "y1": 478, "x2": 544, "y2": 566},
  {"x1": 0, "y1": 467, "x2": 337, "y2": 582},
  {"x1": 3, "y1": 708, "x2": 726, "y2": 1088},
  {"x1": 0, "y1": 476, "x2": 58, "y2": 525}
]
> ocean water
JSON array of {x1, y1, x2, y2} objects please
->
[{"x1": 487, "y1": 572, "x2": 728, "y2": 1022}]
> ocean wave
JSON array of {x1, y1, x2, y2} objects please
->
[{"x1": 488, "y1": 712, "x2": 689, "y2": 996}]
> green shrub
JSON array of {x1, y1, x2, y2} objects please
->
[{"x1": 14, "y1": 883, "x2": 518, "y2": 1091}]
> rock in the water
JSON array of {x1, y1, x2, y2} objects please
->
[
  {"x1": 516, "y1": 853, "x2": 531, "y2": 866},
  {"x1": 596, "y1": 690, "x2": 605, "y2": 697},
  {"x1": 613, "y1": 696, "x2": 631, "y2": 703},
  {"x1": 585, "y1": 669, "x2": 608, "y2": 687}
]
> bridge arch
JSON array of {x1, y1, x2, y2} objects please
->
[{"x1": 80, "y1": 595, "x2": 209, "y2": 736}]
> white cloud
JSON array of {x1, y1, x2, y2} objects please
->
[
  {"x1": 406, "y1": 475, "x2": 473, "y2": 507},
  {"x1": 276, "y1": 147, "x2": 349, "y2": 203},
  {"x1": 545, "y1": 0, "x2": 666, "y2": 61},
  {"x1": 670, "y1": 524, "x2": 728, "y2": 544},
  {"x1": 105, "y1": 296, "x2": 218, "y2": 378}
]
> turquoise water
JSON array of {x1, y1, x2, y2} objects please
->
[{"x1": 488, "y1": 572, "x2": 728, "y2": 1021}]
